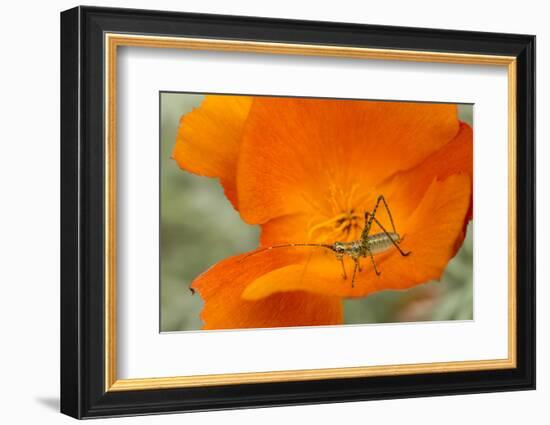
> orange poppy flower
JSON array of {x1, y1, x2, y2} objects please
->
[{"x1": 173, "y1": 96, "x2": 473, "y2": 330}]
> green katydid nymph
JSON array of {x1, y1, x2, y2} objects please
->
[{"x1": 241, "y1": 195, "x2": 411, "y2": 287}]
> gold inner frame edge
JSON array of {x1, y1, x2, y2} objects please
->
[{"x1": 104, "y1": 33, "x2": 518, "y2": 392}]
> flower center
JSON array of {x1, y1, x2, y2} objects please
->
[
  {"x1": 301, "y1": 182, "x2": 370, "y2": 243},
  {"x1": 307, "y1": 210, "x2": 363, "y2": 242}
]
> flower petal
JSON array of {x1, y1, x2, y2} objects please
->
[
  {"x1": 192, "y1": 249, "x2": 343, "y2": 329},
  {"x1": 237, "y1": 97, "x2": 460, "y2": 224},
  {"x1": 259, "y1": 213, "x2": 312, "y2": 246},
  {"x1": 377, "y1": 122, "x2": 473, "y2": 251},
  {"x1": 173, "y1": 95, "x2": 252, "y2": 207},
  {"x1": 242, "y1": 173, "x2": 471, "y2": 299}
]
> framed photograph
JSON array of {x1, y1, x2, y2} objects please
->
[{"x1": 60, "y1": 6, "x2": 535, "y2": 419}]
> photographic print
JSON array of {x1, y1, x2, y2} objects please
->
[
  {"x1": 61, "y1": 8, "x2": 535, "y2": 417},
  {"x1": 160, "y1": 94, "x2": 474, "y2": 332}
]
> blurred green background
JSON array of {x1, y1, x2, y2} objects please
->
[{"x1": 160, "y1": 93, "x2": 473, "y2": 332}]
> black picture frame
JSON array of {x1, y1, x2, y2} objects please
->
[{"x1": 61, "y1": 5, "x2": 535, "y2": 419}]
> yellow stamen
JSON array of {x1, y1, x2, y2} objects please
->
[
  {"x1": 307, "y1": 212, "x2": 350, "y2": 239},
  {"x1": 307, "y1": 211, "x2": 362, "y2": 241}
]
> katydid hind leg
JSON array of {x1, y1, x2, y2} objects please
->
[
  {"x1": 361, "y1": 195, "x2": 399, "y2": 244},
  {"x1": 377, "y1": 195, "x2": 398, "y2": 235},
  {"x1": 371, "y1": 216, "x2": 411, "y2": 257}
]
